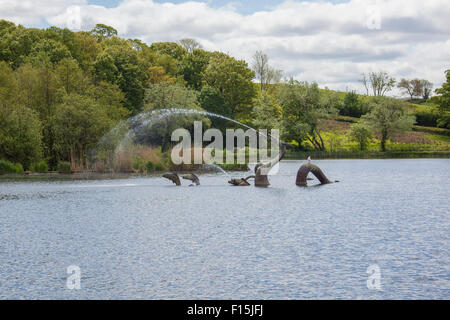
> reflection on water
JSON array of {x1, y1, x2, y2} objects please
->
[{"x1": 0, "y1": 159, "x2": 449, "y2": 299}]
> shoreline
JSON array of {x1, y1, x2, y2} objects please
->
[
  {"x1": 285, "y1": 151, "x2": 450, "y2": 160},
  {"x1": 0, "y1": 156, "x2": 448, "y2": 181}
]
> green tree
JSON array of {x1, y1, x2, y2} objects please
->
[
  {"x1": 72, "y1": 31, "x2": 102, "y2": 70},
  {"x1": 96, "y1": 40, "x2": 147, "y2": 114},
  {"x1": 0, "y1": 105, "x2": 43, "y2": 168},
  {"x1": 198, "y1": 85, "x2": 232, "y2": 131},
  {"x1": 55, "y1": 58, "x2": 86, "y2": 95},
  {"x1": 340, "y1": 91, "x2": 366, "y2": 117},
  {"x1": 362, "y1": 97, "x2": 415, "y2": 151},
  {"x1": 349, "y1": 123, "x2": 372, "y2": 151},
  {"x1": 180, "y1": 49, "x2": 210, "y2": 90},
  {"x1": 252, "y1": 92, "x2": 282, "y2": 130},
  {"x1": 0, "y1": 22, "x2": 43, "y2": 68},
  {"x1": 150, "y1": 42, "x2": 186, "y2": 61},
  {"x1": 434, "y1": 70, "x2": 450, "y2": 128},
  {"x1": 52, "y1": 94, "x2": 114, "y2": 167},
  {"x1": 87, "y1": 81, "x2": 129, "y2": 121},
  {"x1": 93, "y1": 52, "x2": 120, "y2": 83},
  {"x1": 362, "y1": 71, "x2": 396, "y2": 96},
  {"x1": 142, "y1": 82, "x2": 209, "y2": 150},
  {"x1": 278, "y1": 79, "x2": 328, "y2": 151},
  {"x1": 178, "y1": 38, "x2": 202, "y2": 53},
  {"x1": 251, "y1": 51, "x2": 282, "y2": 93},
  {"x1": 203, "y1": 52, "x2": 256, "y2": 121},
  {"x1": 29, "y1": 38, "x2": 72, "y2": 64},
  {"x1": 90, "y1": 24, "x2": 118, "y2": 41},
  {"x1": 0, "y1": 61, "x2": 18, "y2": 106}
]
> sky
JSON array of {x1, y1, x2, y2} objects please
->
[{"x1": 1, "y1": 0, "x2": 449, "y2": 95}]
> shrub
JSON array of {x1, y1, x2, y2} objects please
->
[
  {"x1": 350, "y1": 123, "x2": 373, "y2": 151},
  {"x1": 0, "y1": 160, "x2": 17, "y2": 174},
  {"x1": 145, "y1": 161, "x2": 166, "y2": 172},
  {"x1": 145, "y1": 161, "x2": 155, "y2": 172},
  {"x1": 57, "y1": 161, "x2": 71, "y2": 173},
  {"x1": 338, "y1": 92, "x2": 370, "y2": 118},
  {"x1": 31, "y1": 160, "x2": 48, "y2": 173},
  {"x1": 15, "y1": 163, "x2": 24, "y2": 174},
  {"x1": 415, "y1": 109, "x2": 439, "y2": 127}
]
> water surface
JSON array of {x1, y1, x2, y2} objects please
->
[{"x1": 0, "y1": 159, "x2": 449, "y2": 299}]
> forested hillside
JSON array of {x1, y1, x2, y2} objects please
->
[{"x1": 0, "y1": 21, "x2": 449, "y2": 173}]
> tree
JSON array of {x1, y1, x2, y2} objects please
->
[
  {"x1": 55, "y1": 58, "x2": 86, "y2": 95},
  {"x1": 0, "y1": 22, "x2": 43, "y2": 68},
  {"x1": 180, "y1": 49, "x2": 210, "y2": 90},
  {"x1": 178, "y1": 38, "x2": 202, "y2": 53},
  {"x1": 252, "y1": 50, "x2": 282, "y2": 93},
  {"x1": 362, "y1": 71, "x2": 396, "y2": 96},
  {"x1": 142, "y1": 82, "x2": 208, "y2": 150},
  {"x1": 278, "y1": 79, "x2": 329, "y2": 151},
  {"x1": 72, "y1": 31, "x2": 102, "y2": 70},
  {"x1": 0, "y1": 105, "x2": 43, "y2": 168},
  {"x1": 203, "y1": 52, "x2": 256, "y2": 120},
  {"x1": 421, "y1": 80, "x2": 433, "y2": 100},
  {"x1": 87, "y1": 81, "x2": 129, "y2": 121},
  {"x1": 0, "y1": 61, "x2": 18, "y2": 107},
  {"x1": 52, "y1": 94, "x2": 114, "y2": 167},
  {"x1": 93, "y1": 52, "x2": 120, "y2": 84},
  {"x1": 340, "y1": 91, "x2": 365, "y2": 117},
  {"x1": 150, "y1": 42, "x2": 186, "y2": 61},
  {"x1": 146, "y1": 66, "x2": 177, "y2": 85},
  {"x1": 362, "y1": 97, "x2": 415, "y2": 151},
  {"x1": 252, "y1": 92, "x2": 282, "y2": 130},
  {"x1": 90, "y1": 24, "x2": 118, "y2": 40},
  {"x1": 29, "y1": 38, "x2": 72, "y2": 65},
  {"x1": 434, "y1": 70, "x2": 450, "y2": 128},
  {"x1": 410, "y1": 79, "x2": 424, "y2": 98},
  {"x1": 96, "y1": 40, "x2": 147, "y2": 114},
  {"x1": 144, "y1": 82, "x2": 200, "y2": 111},
  {"x1": 360, "y1": 73, "x2": 369, "y2": 95},
  {"x1": 398, "y1": 79, "x2": 415, "y2": 100},
  {"x1": 349, "y1": 123, "x2": 372, "y2": 151},
  {"x1": 198, "y1": 85, "x2": 232, "y2": 131}
]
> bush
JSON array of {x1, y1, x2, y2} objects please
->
[
  {"x1": 338, "y1": 92, "x2": 370, "y2": 118},
  {"x1": 145, "y1": 161, "x2": 155, "y2": 172},
  {"x1": 415, "y1": 109, "x2": 439, "y2": 127},
  {"x1": 31, "y1": 160, "x2": 48, "y2": 173},
  {"x1": 349, "y1": 123, "x2": 373, "y2": 151},
  {"x1": 0, "y1": 160, "x2": 17, "y2": 174},
  {"x1": 57, "y1": 161, "x2": 71, "y2": 173},
  {"x1": 15, "y1": 163, "x2": 24, "y2": 174},
  {"x1": 145, "y1": 161, "x2": 166, "y2": 172}
]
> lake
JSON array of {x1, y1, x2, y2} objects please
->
[{"x1": 0, "y1": 159, "x2": 449, "y2": 299}]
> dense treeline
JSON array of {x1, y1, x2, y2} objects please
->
[{"x1": 0, "y1": 20, "x2": 449, "y2": 172}]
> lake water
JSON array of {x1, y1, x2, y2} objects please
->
[{"x1": 0, "y1": 159, "x2": 449, "y2": 300}]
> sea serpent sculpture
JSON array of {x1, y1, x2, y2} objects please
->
[
  {"x1": 162, "y1": 147, "x2": 336, "y2": 187},
  {"x1": 162, "y1": 173, "x2": 201, "y2": 186},
  {"x1": 229, "y1": 143, "x2": 287, "y2": 187},
  {"x1": 182, "y1": 173, "x2": 200, "y2": 186},
  {"x1": 162, "y1": 173, "x2": 181, "y2": 186}
]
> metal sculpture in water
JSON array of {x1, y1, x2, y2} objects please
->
[
  {"x1": 254, "y1": 143, "x2": 287, "y2": 187},
  {"x1": 162, "y1": 173, "x2": 181, "y2": 186},
  {"x1": 295, "y1": 157, "x2": 338, "y2": 186},
  {"x1": 182, "y1": 173, "x2": 200, "y2": 186}
]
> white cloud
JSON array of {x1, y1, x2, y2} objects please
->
[{"x1": 1, "y1": 0, "x2": 449, "y2": 95}]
